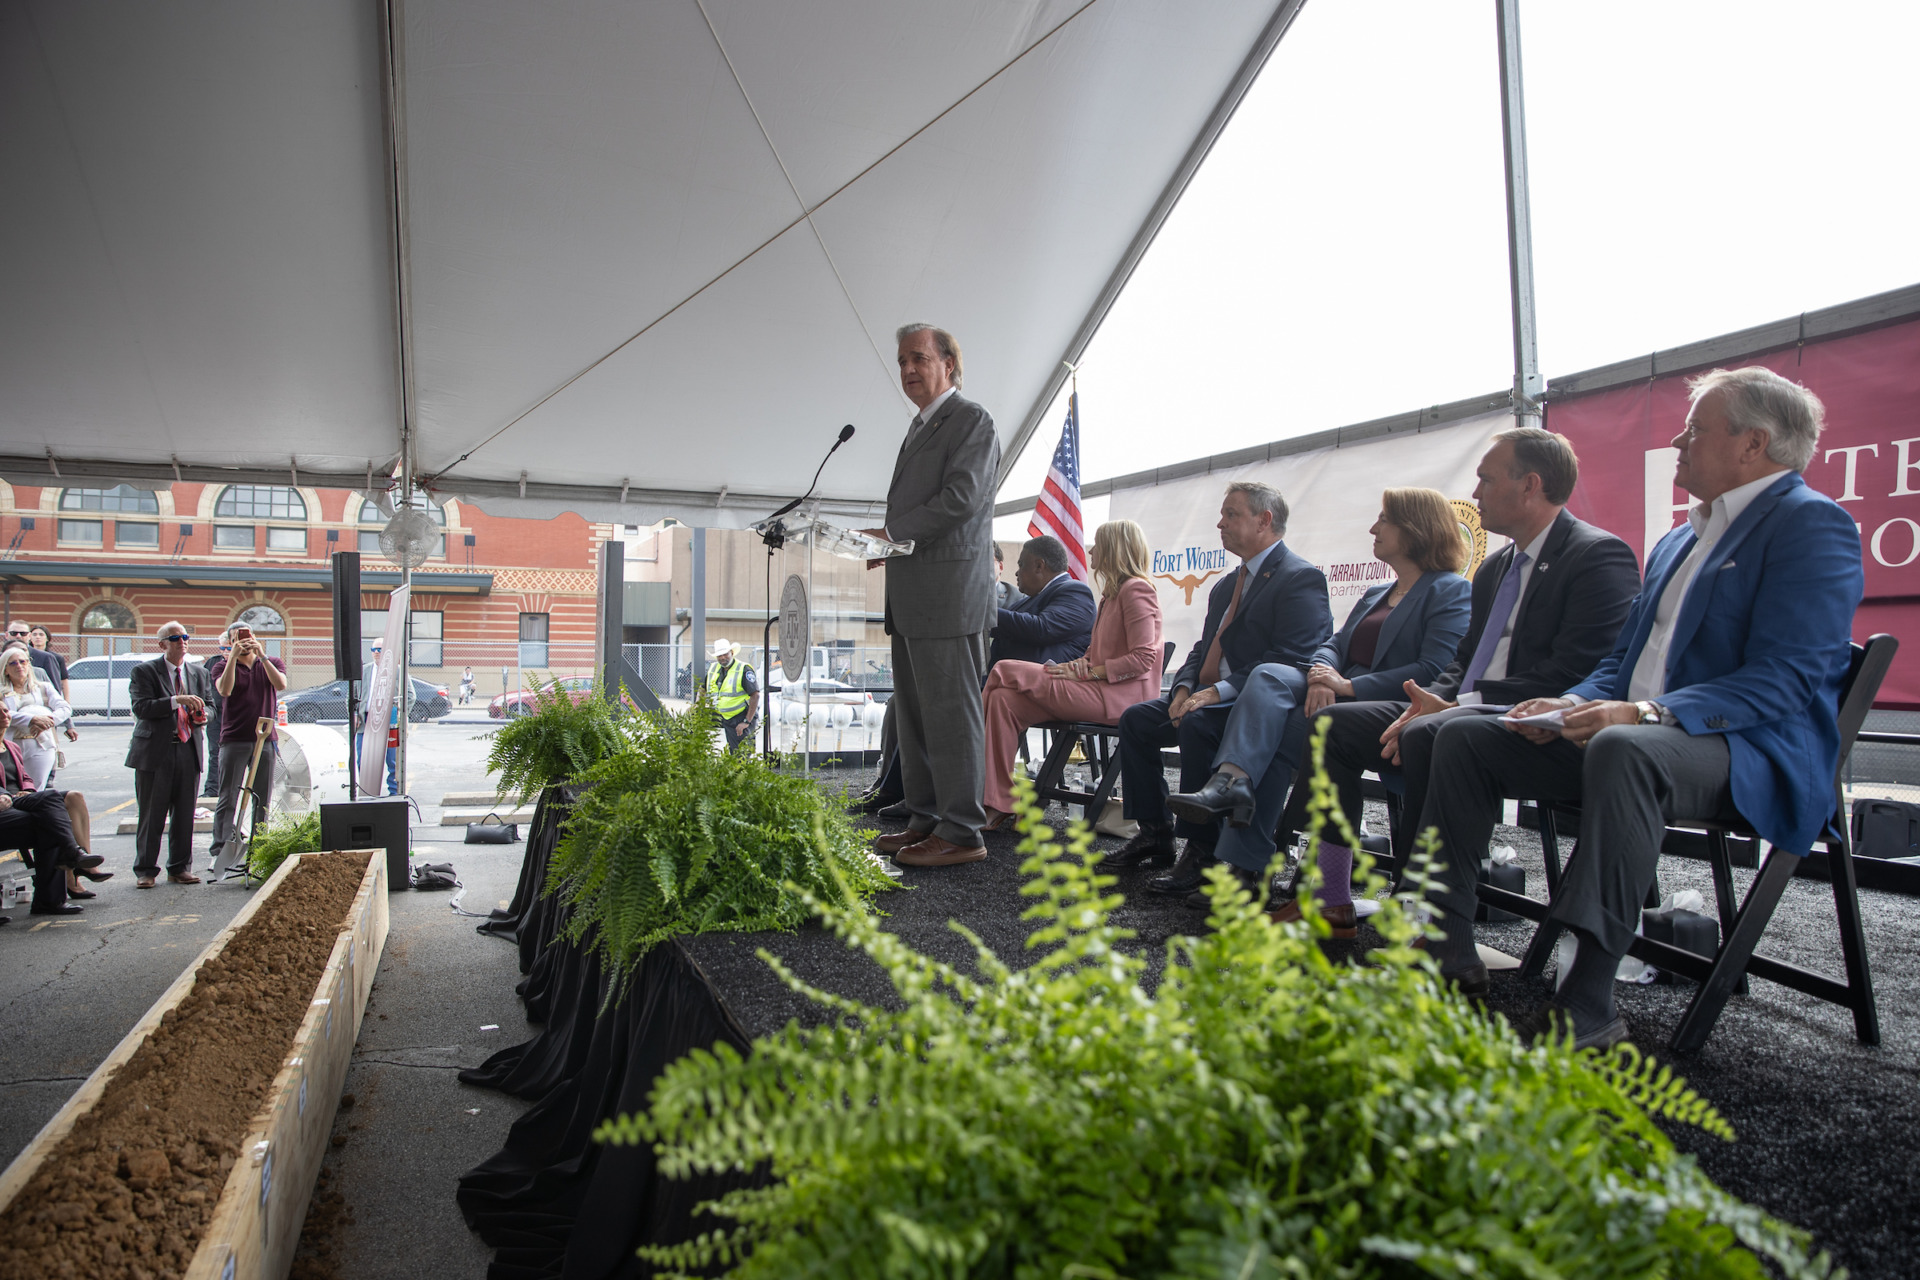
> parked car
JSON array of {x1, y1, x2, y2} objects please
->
[
  {"x1": 767, "y1": 677, "x2": 874, "y2": 722},
  {"x1": 490, "y1": 676, "x2": 594, "y2": 719},
  {"x1": 66, "y1": 652, "x2": 205, "y2": 716},
  {"x1": 283, "y1": 677, "x2": 451, "y2": 723}
]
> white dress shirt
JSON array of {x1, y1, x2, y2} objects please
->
[
  {"x1": 1456, "y1": 521, "x2": 1554, "y2": 706},
  {"x1": 1625, "y1": 469, "x2": 1786, "y2": 702}
]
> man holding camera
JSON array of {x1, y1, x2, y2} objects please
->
[{"x1": 208, "y1": 624, "x2": 287, "y2": 876}]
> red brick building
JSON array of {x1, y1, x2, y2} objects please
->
[{"x1": 0, "y1": 480, "x2": 612, "y2": 695}]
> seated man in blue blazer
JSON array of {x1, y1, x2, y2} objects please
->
[
  {"x1": 1419, "y1": 367, "x2": 1864, "y2": 1048},
  {"x1": 1111, "y1": 481, "x2": 1332, "y2": 895},
  {"x1": 1172, "y1": 487, "x2": 1473, "y2": 908},
  {"x1": 989, "y1": 535, "x2": 1096, "y2": 668}
]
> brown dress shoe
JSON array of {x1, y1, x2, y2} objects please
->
[
  {"x1": 874, "y1": 829, "x2": 931, "y2": 855},
  {"x1": 136, "y1": 876, "x2": 156, "y2": 889},
  {"x1": 894, "y1": 834, "x2": 988, "y2": 867},
  {"x1": 167, "y1": 872, "x2": 203, "y2": 885},
  {"x1": 1269, "y1": 897, "x2": 1358, "y2": 938}
]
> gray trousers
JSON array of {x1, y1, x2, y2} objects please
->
[
  {"x1": 890, "y1": 631, "x2": 987, "y2": 846},
  {"x1": 1210, "y1": 663, "x2": 1308, "y2": 871},
  {"x1": 210, "y1": 738, "x2": 276, "y2": 859},
  {"x1": 1421, "y1": 715, "x2": 1737, "y2": 957}
]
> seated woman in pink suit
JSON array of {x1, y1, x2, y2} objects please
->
[{"x1": 982, "y1": 519, "x2": 1163, "y2": 830}]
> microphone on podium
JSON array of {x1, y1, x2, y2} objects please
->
[{"x1": 765, "y1": 425, "x2": 856, "y2": 525}]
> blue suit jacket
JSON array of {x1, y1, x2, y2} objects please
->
[
  {"x1": 1312, "y1": 572, "x2": 1472, "y2": 703},
  {"x1": 1566, "y1": 472, "x2": 1863, "y2": 855},
  {"x1": 990, "y1": 572, "x2": 1096, "y2": 667},
  {"x1": 1171, "y1": 541, "x2": 1332, "y2": 702}
]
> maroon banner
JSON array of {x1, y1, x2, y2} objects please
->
[{"x1": 1546, "y1": 317, "x2": 1920, "y2": 707}]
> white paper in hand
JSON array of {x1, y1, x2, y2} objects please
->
[{"x1": 1502, "y1": 707, "x2": 1568, "y2": 730}]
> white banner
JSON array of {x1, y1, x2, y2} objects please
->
[
  {"x1": 357, "y1": 583, "x2": 409, "y2": 797},
  {"x1": 1110, "y1": 412, "x2": 1513, "y2": 662}
]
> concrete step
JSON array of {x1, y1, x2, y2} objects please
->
[
  {"x1": 439, "y1": 807, "x2": 537, "y2": 828},
  {"x1": 116, "y1": 815, "x2": 216, "y2": 834},
  {"x1": 439, "y1": 791, "x2": 517, "y2": 807}
]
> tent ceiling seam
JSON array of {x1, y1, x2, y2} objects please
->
[
  {"x1": 421, "y1": 0, "x2": 1104, "y2": 486},
  {"x1": 692, "y1": 0, "x2": 895, "y2": 391}
]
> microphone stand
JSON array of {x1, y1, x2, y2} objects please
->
[{"x1": 758, "y1": 426, "x2": 853, "y2": 762}]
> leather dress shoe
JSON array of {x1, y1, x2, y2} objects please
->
[
  {"x1": 1269, "y1": 897, "x2": 1358, "y2": 938},
  {"x1": 77, "y1": 852, "x2": 105, "y2": 870},
  {"x1": 1102, "y1": 822, "x2": 1176, "y2": 868},
  {"x1": 1182, "y1": 863, "x2": 1261, "y2": 909},
  {"x1": 1147, "y1": 842, "x2": 1217, "y2": 895},
  {"x1": 877, "y1": 801, "x2": 911, "y2": 821},
  {"x1": 894, "y1": 834, "x2": 987, "y2": 867},
  {"x1": 1410, "y1": 937, "x2": 1490, "y2": 995},
  {"x1": 79, "y1": 866, "x2": 115, "y2": 882},
  {"x1": 65, "y1": 888, "x2": 97, "y2": 900},
  {"x1": 1166, "y1": 770, "x2": 1256, "y2": 828},
  {"x1": 136, "y1": 876, "x2": 157, "y2": 889},
  {"x1": 31, "y1": 904, "x2": 83, "y2": 916},
  {"x1": 168, "y1": 872, "x2": 203, "y2": 885},
  {"x1": 1512, "y1": 1005, "x2": 1630, "y2": 1051},
  {"x1": 874, "y1": 828, "x2": 932, "y2": 855},
  {"x1": 847, "y1": 791, "x2": 902, "y2": 816}
]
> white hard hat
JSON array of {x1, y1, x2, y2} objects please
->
[{"x1": 711, "y1": 638, "x2": 735, "y2": 658}]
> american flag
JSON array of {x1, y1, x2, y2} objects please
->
[{"x1": 1028, "y1": 392, "x2": 1089, "y2": 581}]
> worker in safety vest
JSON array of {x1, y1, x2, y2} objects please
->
[{"x1": 706, "y1": 638, "x2": 759, "y2": 754}]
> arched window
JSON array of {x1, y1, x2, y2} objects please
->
[
  {"x1": 216, "y1": 485, "x2": 306, "y2": 520},
  {"x1": 59, "y1": 485, "x2": 159, "y2": 547},
  {"x1": 359, "y1": 495, "x2": 446, "y2": 560},
  {"x1": 79, "y1": 599, "x2": 139, "y2": 657},
  {"x1": 231, "y1": 604, "x2": 287, "y2": 658},
  {"x1": 213, "y1": 485, "x2": 308, "y2": 553}
]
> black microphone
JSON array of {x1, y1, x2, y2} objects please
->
[{"x1": 766, "y1": 425, "x2": 856, "y2": 523}]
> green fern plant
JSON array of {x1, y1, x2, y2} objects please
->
[
  {"x1": 546, "y1": 698, "x2": 894, "y2": 998},
  {"x1": 246, "y1": 808, "x2": 323, "y2": 881},
  {"x1": 484, "y1": 671, "x2": 628, "y2": 804},
  {"x1": 598, "y1": 719, "x2": 1834, "y2": 1280}
]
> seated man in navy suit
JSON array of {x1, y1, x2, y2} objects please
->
[
  {"x1": 989, "y1": 535, "x2": 1096, "y2": 669},
  {"x1": 1419, "y1": 367, "x2": 1864, "y2": 1048},
  {"x1": 1111, "y1": 481, "x2": 1332, "y2": 895}
]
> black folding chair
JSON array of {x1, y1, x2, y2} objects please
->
[
  {"x1": 1030, "y1": 642, "x2": 1176, "y2": 823},
  {"x1": 1478, "y1": 634, "x2": 1894, "y2": 1053}
]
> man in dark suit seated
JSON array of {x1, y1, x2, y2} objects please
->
[
  {"x1": 1273, "y1": 429, "x2": 1641, "y2": 952},
  {"x1": 1110, "y1": 481, "x2": 1332, "y2": 895},
  {"x1": 1421, "y1": 368, "x2": 1862, "y2": 1047},
  {"x1": 989, "y1": 535, "x2": 1096, "y2": 668}
]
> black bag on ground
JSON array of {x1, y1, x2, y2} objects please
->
[
  {"x1": 1476, "y1": 860, "x2": 1526, "y2": 923},
  {"x1": 467, "y1": 811, "x2": 520, "y2": 844},
  {"x1": 412, "y1": 861, "x2": 460, "y2": 890},
  {"x1": 1852, "y1": 798, "x2": 1920, "y2": 861},
  {"x1": 1643, "y1": 904, "x2": 1719, "y2": 966}
]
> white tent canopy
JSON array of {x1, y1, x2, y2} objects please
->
[{"x1": 2, "y1": 0, "x2": 1302, "y2": 529}]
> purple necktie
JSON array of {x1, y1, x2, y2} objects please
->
[{"x1": 1459, "y1": 551, "x2": 1529, "y2": 695}]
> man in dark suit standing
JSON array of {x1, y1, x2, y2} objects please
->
[
  {"x1": 1111, "y1": 482, "x2": 1333, "y2": 894},
  {"x1": 126, "y1": 621, "x2": 216, "y2": 887},
  {"x1": 866, "y1": 324, "x2": 1001, "y2": 868},
  {"x1": 990, "y1": 535, "x2": 1096, "y2": 668},
  {"x1": 1281, "y1": 428, "x2": 1641, "y2": 966},
  {"x1": 1423, "y1": 369, "x2": 1860, "y2": 1047}
]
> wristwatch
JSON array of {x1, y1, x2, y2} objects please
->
[{"x1": 1634, "y1": 700, "x2": 1663, "y2": 725}]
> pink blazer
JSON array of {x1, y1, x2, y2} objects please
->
[{"x1": 1079, "y1": 577, "x2": 1163, "y2": 720}]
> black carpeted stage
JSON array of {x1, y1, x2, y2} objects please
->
[{"x1": 455, "y1": 767, "x2": 1920, "y2": 1280}]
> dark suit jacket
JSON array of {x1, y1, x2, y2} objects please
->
[
  {"x1": 1313, "y1": 571, "x2": 1473, "y2": 703},
  {"x1": 883, "y1": 392, "x2": 1001, "y2": 639},
  {"x1": 124, "y1": 656, "x2": 216, "y2": 772},
  {"x1": 1427, "y1": 508, "x2": 1640, "y2": 704},
  {"x1": 1171, "y1": 541, "x2": 1332, "y2": 698},
  {"x1": 1570, "y1": 472, "x2": 1862, "y2": 855},
  {"x1": 990, "y1": 573, "x2": 1096, "y2": 667}
]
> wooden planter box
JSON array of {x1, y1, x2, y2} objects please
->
[{"x1": 0, "y1": 850, "x2": 389, "y2": 1280}]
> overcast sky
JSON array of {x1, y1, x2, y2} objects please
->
[{"x1": 995, "y1": 0, "x2": 1920, "y2": 535}]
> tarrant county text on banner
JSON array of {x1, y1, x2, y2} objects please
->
[
  {"x1": 1113, "y1": 411, "x2": 1511, "y2": 664},
  {"x1": 1548, "y1": 316, "x2": 1920, "y2": 707}
]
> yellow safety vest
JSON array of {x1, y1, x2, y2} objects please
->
[{"x1": 706, "y1": 659, "x2": 751, "y2": 719}]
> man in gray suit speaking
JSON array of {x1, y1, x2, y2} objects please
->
[{"x1": 865, "y1": 323, "x2": 1001, "y2": 867}]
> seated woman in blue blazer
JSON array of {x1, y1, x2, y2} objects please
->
[{"x1": 1195, "y1": 488, "x2": 1471, "y2": 920}]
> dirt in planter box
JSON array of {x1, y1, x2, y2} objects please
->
[{"x1": 0, "y1": 851, "x2": 372, "y2": 1280}]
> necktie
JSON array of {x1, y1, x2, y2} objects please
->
[
  {"x1": 1198, "y1": 566, "x2": 1248, "y2": 687},
  {"x1": 1459, "y1": 551, "x2": 1530, "y2": 695},
  {"x1": 174, "y1": 665, "x2": 191, "y2": 743}
]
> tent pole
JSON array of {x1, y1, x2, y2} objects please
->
[
  {"x1": 381, "y1": 0, "x2": 418, "y2": 804},
  {"x1": 1496, "y1": 0, "x2": 1543, "y2": 427}
]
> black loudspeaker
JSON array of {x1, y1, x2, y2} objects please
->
[
  {"x1": 321, "y1": 798, "x2": 411, "y2": 891},
  {"x1": 332, "y1": 552, "x2": 362, "y2": 680}
]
